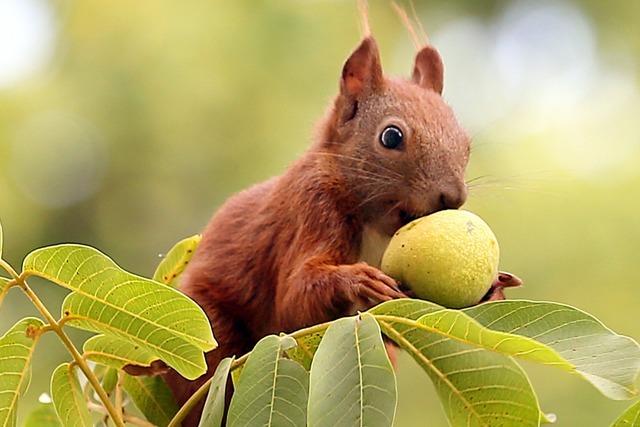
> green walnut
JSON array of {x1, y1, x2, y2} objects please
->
[{"x1": 381, "y1": 210, "x2": 499, "y2": 308}]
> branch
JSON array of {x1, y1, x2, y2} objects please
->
[{"x1": 9, "y1": 267, "x2": 126, "y2": 427}]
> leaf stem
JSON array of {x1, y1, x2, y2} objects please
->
[
  {"x1": 167, "y1": 319, "x2": 333, "y2": 427},
  {"x1": 14, "y1": 271, "x2": 125, "y2": 427},
  {"x1": 0, "y1": 258, "x2": 19, "y2": 279}
]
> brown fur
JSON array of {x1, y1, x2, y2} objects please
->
[{"x1": 163, "y1": 36, "x2": 470, "y2": 425}]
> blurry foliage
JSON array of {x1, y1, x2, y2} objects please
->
[{"x1": 1, "y1": 0, "x2": 639, "y2": 425}]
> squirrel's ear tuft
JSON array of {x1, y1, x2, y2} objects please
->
[
  {"x1": 412, "y1": 44, "x2": 444, "y2": 94},
  {"x1": 340, "y1": 37, "x2": 384, "y2": 99}
]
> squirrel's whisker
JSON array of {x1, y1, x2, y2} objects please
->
[{"x1": 313, "y1": 150, "x2": 404, "y2": 179}]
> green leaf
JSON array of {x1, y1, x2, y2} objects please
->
[
  {"x1": 199, "y1": 357, "x2": 234, "y2": 427},
  {"x1": 371, "y1": 300, "x2": 543, "y2": 427},
  {"x1": 285, "y1": 330, "x2": 325, "y2": 371},
  {"x1": 101, "y1": 368, "x2": 118, "y2": 395},
  {"x1": 0, "y1": 278, "x2": 12, "y2": 307},
  {"x1": 612, "y1": 400, "x2": 640, "y2": 426},
  {"x1": 0, "y1": 317, "x2": 44, "y2": 427},
  {"x1": 22, "y1": 244, "x2": 216, "y2": 380},
  {"x1": 464, "y1": 300, "x2": 640, "y2": 400},
  {"x1": 231, "y1": 364, "x2": 243, "y2": 388},
  {"x1": 82, "y1": 334, "x2": 157, "y2": 370},
  {"x1": 308, "y1": 313, "x2": 397, "y2": 427},
  {"x1": 153, "y1": 235, "x2": 201, "y2": 286},
  {"x1": 228, "y1": 335, "x2": 309, "y2": 427},
  {"x1": 50, "y1": 363, "x2": 92, "y2": 427},
  {"x1": 122, "y1": 374, "x2": 178, "y2": 427},
  {"x1": 24, "y1": 403, "x2": 61, "y2": 427},
  {"x1": 0, "y1": 221, "x2": 3, "y2": 258}
]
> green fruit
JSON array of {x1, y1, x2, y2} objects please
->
[{"x1": 381, "y1": 210, "x2": 499, "y2": 308}]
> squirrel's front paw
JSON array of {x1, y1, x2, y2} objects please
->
[{"x1": 342, "y1": 262, "x2": 406, "y2": 305}]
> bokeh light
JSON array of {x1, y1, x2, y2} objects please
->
[
  {"x1": 8, "y1": 111, "x2": 107, "y2": 208},
  {"x1": 0, "y1": 0, "x2": 55, "y2": 87}
]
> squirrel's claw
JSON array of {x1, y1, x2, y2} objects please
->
[
  {"x1": 481, "y1": 271, "x2": 523, "y2": 303},
  {"x1": 397, "y1": 282, "x2": 417, "y2": 299},
  {"x1": 494, "y1": 271, "x2": 523, "y2": 288}
]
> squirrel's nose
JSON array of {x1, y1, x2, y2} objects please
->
[{"x1": 439, "y1": 184, "x2": 467, "y2": 210}]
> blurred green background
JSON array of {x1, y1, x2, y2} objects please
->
[{"x1": 1, "y1": 0, "x2": 639, "y2": 425}]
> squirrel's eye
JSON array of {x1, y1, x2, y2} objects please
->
[{"x1": 379, "y1": 126, "x2": 403, "y2": 149}]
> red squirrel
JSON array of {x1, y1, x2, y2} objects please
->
[{"x1": 156, "y1": 29, "x2": 519, "y2": 425}]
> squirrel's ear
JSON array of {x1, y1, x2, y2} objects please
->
[
  {"x1": 412, "y1": 45, "x2": 444, "y2": 94},
  {"x1": 340, "y1": 37, "x2": 384, "y2": 99}
]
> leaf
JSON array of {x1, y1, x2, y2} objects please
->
[
  {"x1": 22, "y1": 244, "x2": 216, "y2": 379},
  {"x1": 199, "y1": 357, "x2": 234, "y2": 427},
  {"x1": 101, "y1": 368, "x2": 118, "y2": 395},
  {"x1": 24, "y1": 403, "x2": 61, "y2": 427},
  {"x1": 122, "y1": 374, "x2": 178, "y2": 427},
  {"x1": 308, "y1": 313, "x2": 397, "y2": 427},
  {"x1": 83, "y1": 334, "x2": 157, "y2": 370},
  {"x1": 371, "y1": 300, "x2": 543, "y2": 427},
  {"x1": 228, "y1": 335, "x2": 309, "y2": 427},
  {"x1": 612, "y1": 400, "x2": 640, "y2": 426},
  {"x1": 0, "y1": 317, "x2": 44, "y2": 427},
  {"x1": 0, "y1": 221, "x2": 3, "y2": 258},
  {"x1": 464, "y1": 300, "x2": 640, "y2": 400},
  {"x1": 285, "y1": 330, "x2": 325, "y2": 371},
  {"x1": 50, "y1": 363, "x2": 93, "y2": 427},
  {"x1": 153, "y1": 235, "x2": 201, "y2": 286},
  {"x1": 231, "y1": 364, "x2": 243, "y2": 387},
  {"x1": 0, "y1": 278, "x2": 12, "y2": 307},
  {"x1": 89, "y1": 364, "x2": 117, "y2": 395}
]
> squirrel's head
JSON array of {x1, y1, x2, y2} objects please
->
[{"x1": 318, "y1": 36, "x2": 470, "y2": 235}]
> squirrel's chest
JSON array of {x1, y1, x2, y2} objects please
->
[{"x1": 358, "y1": 224, "x2": 392, "y2": 269}]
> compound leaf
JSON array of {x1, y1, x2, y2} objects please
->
[{"x1": 22, "y1": 244, "x2": 216, "y2": 379}]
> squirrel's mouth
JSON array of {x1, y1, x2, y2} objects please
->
[
  {"x1": 397, "y1": 204, "x2": 451, "y2": 227},
  {"x1": 398, "y1": 210, "x2": 420, "y2": 225},
  {"x1": 384, "y1": 204, "x2": 444, "y2": 235}
]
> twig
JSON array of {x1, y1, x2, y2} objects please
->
[{"x1": 3, "y1": 260, "x2": 126, "y2": 427}]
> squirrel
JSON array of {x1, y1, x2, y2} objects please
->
[{"x1": 140, "y1": 19, "x2": 521, "y2": 426}]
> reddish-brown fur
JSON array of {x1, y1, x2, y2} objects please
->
[{"x1": 163, "y1": 36, "x2": 471, "y2": 424}]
